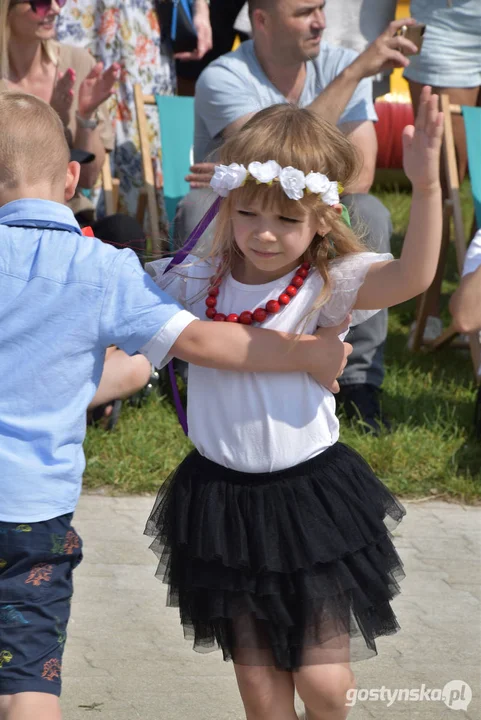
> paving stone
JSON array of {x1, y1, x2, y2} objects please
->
[{"x1": 60, "y1": 496, "x2": 481, "y2": 720}]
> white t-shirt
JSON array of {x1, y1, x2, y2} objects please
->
[
  {"x1": 147, "y1": 252, "x2": 391, "y2": 473},
  {"x1": 462, "y1": 229, "x2": 481, "y2": 277}
]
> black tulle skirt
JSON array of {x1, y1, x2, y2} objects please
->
[{"x1": 145, "y1": 442, "x2": 406, "y2": 671}]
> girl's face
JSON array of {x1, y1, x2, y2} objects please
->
[{"x1": 231, "y1": 196, "x2": 328, "y2": 284}]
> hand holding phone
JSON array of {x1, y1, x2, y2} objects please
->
[{"x1": 397, "y1": 23, "x2": 426, "y2": 56}]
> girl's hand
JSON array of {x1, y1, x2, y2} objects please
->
[
  {"x1": 50, "y1": 68, "x2": 76, "y2": 125},
  {"x1": 175, "y1": 0, "x2": 213, "y2": 61},
  {"x1": 402, "y1": 85, "x2": 444, "y2": 193},
  {"x1": 77, "y1": 62, "x2": 120, "y2": 120}
]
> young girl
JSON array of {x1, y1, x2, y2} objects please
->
[{"x1": 145, "y1": 87, "x2": 443, "y2": 720}]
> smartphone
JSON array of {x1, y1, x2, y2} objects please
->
[{"x1": 399, "y1": 23, "x2": 426, "y2": 55}]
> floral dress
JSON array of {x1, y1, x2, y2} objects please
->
[{"x1": 56, "y1": 0, "x2": 175, "y2": 225}]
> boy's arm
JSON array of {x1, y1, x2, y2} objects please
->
[
  {"x1": 354, "y1": 87, "x2": 443, "y2": 310},
  {"x1": 151, "y1": 320, "x2": 352, "y2": 393},
  {"x1": 104, "y1": 253, "x2": 351, "y2": 390}
]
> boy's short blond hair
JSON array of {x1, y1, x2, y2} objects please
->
[{"x1": 0, "y1": 92, "x2": 70, "y2": 191}]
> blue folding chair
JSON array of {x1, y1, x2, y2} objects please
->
[
  {"x1": 134, "y1": 85, "x2": 194, "y2": 256},
  {"x1": 463, "y1": 105, "x2": 481, "y2": 231},
  {"x1": 156, "y1": 94, "x2": 195, "y2": 242}
]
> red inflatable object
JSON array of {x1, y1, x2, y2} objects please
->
[{"x1": 375, "y1": 101, "x2": 415, "y2": 169}]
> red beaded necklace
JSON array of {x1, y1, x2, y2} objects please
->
[{"x1": 205, "y1": 262, "x2": 311, "y2": 324}]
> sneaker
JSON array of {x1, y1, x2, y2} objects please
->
[
  {"x1": 407, "y1": 315, "x2": 443, "y2": 350},
  {"x1": 336, "y1": 383, "x2": 391, "y2": 435}
]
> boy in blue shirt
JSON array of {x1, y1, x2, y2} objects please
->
[{"x1": 0, "y1": 92, "x2": 351, "y2": 720}]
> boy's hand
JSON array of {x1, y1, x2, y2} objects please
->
[
  {"x1": 78, "y1": 62, "x2": 121, "y2": 120},
  {"x1": 402, "y1": 86, "x2": 444, "y2": 193},
  {"x1": 310, "y1": 315, "x2": 353, "y2": 393}
]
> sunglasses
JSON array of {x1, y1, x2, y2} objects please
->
[{"x1": 11, "y1": 0, "x2": 67, "y2": 19}]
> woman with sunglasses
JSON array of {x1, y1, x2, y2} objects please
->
[
  {"x1": 0, "y1": 0, "x2": 120, "y2": 198},
  {"x1": 55, "y1": 0, "x2": 211, "y2": 222}
]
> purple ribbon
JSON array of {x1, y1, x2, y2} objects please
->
[
  {"x1": 164, "y1": 196, "x2": 221, "y2": 272},
  {"x1": 163, "y1": 196, "x2": 221, "y2": 436}
]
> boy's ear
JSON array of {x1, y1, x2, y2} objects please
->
[{"x1": 65, "y1": 161, "x2": 81, "y2": 202}]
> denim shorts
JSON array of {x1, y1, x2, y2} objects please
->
[
  {"x1": 0, "y1": 513, "x2": 83, "y2": 696},
  {"x1": 404, "y1": 0, "x2": 481, "y2": 88}
]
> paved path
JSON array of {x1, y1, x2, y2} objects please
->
[{"x1": 62, "y1": 497, "x2": 480, "y2": 720}]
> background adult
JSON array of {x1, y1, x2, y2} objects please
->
[
  {"x1": 175, "y1": 0, "x2": 248, "y2": 96},
  {"x1": 1, "y1": 0, "x2": 117, "y2": 220},
  {"x1": 404, "y1": 0, "x2": 481, "y2": 346},
  {"x1": 219, "y1": 0, "x2": 399, "y2": 98},
  {"x1": 450, "y1": 229, "x2": 481, "y2": 334},
  {"x1": 323, "y1": 0, "x2": 397, "y2": 98},
  {"x1": 1, "y1": 0, "x2": 149, "y2": 249},
  {"x1": 56, "y1": 0, "x2": 212, "y2": 223},
  {"x1": 178, "y1": 0, "x2": 419, "y2": 432}
]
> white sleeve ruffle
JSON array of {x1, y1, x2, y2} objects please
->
[
  {"x1": 145, "y1": 254, "x2": 201, "y2": 309},
  {"x1": 317, "y1": 252, "x2": 393, "y2": 328}
]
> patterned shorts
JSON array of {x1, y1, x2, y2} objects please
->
[{"x1": 0, "y1": 513, "x2": 83, "y2": 696}]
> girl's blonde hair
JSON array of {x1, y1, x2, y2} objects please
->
[
  {"x1": 208, "y1": 104, "x2": 368, "y2": 317},
  {"x1": 0, "y1": 0, "x2": 58, "y2": 79}
]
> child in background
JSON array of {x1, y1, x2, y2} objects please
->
[
  {"x1": 450, "y1": 228, "x2": 481, "y2": 334},
  {"x1": 145, "y1": 88, "x2": 443, "y2": 720},
  {"x1": 0, "y1": 92, "x2": 349, "y2": 720}
]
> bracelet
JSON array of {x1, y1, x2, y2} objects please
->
[{"x1": 76, "y1": 112, "x2": 99, "y2": 130}]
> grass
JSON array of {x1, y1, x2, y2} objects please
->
[{"x1": 83, "y1": 181, "x2": 481, "y2": 503}]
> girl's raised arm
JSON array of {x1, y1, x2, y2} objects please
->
[{"x1": 354, "y1": 86, "x2": 444, "y2": 311}]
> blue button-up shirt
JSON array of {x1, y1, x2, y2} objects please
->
[{"x1": 0, "y1": 199, "x2": 194, "y2": 522}]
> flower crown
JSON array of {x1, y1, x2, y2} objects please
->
[{"x1": 210, "y1": 161, "x2": 343, "y2": 205}]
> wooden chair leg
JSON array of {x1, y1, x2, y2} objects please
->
[
  {"x1": 469, "y1": 333, "x2": 481, "y2": 384},
  {"x1": 112, "y1": 179, "x2": 120, "y2": 214},
  {"x1": 136, "y1": 190, "x2": 147, "y2": 226},
  {"x1": 410, "y1": 290, "x2": 430, "y2": 352},
  {"x1": 429, "y1": 323, "x2": 458, "y2": 350},
  {"x1": 102, "y1": 153, "x2": 115, "y2": 217},
  {"x1": 148, "y1": 187, "x2": 162, "y2": 258},
  {"x1": 134, "y1": 84, "x2": 163, "y2": 259},
  {"x1": 411, "y1": 201, "x2": 452, "y2": 351},
  {"x1": 474, "y1": 385, "x2": 481, "y2": 438}
]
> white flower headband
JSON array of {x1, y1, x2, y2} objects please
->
[{"x1": 210, "y1": 161, "x2": 343, "y2": 205}]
